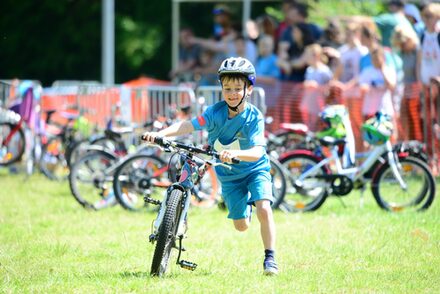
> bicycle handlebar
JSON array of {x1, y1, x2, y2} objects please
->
[{"x1": 153, "y1": 137, "x2": 241, "y2": 164}]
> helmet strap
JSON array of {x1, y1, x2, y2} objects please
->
[{"x1": 227, "y1": 85, "x2": 247, "y2": 112}]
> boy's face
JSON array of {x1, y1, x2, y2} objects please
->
[{"x1": 221, "y1": 77, "x2": 252, "y2": 108}]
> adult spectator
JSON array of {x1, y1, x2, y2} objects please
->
[
  {"x1": 374, "y1": 0, "x2": 415, "y2": 47},
  {"x1": 193, "y1": 49, "x2": 222, "y2": 87},
  {"x1": 417, "y1": 2, "x2": 440, "y2": 87},
  {"x1": 391, "y1": 24, "x2": 422, "y2": 141},
  {"x1": 282, "y1": 2, "x2": 323, "y2": 42},
  {"x1": 274, "y1": 0, "x2": 298, "y2": 44},
  {"x1": 277, "y1": 23, "x2": 315, "y2": 82},
  {"x1": 169, "y1": 28, "x2": 201, "y2": 83},
  {"x1": 212, "y1": 4, "x2": 234, "y2": 41}
]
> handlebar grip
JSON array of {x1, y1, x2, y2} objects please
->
[{"x1": 154, "y1": 137, "x2": 164, "y2": 145}]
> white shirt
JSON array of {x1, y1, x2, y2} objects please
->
[
  {"x1": 420, "y1": 31, "x2": 440, "y2": 85},
  {"x1": 338, "y1": 44, "x2": 369, "y2": 83}
]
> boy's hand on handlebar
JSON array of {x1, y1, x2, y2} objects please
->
[
  {"x1": 219, "y1": 150, "x2": 239, "y2": 164},
  {"x1": 141, "y1": 131, "x2": 161, "y2": 143}
]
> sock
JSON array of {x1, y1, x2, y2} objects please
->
[{"x1": 265, "y1": 249, "x2": 275, "y2": 260}]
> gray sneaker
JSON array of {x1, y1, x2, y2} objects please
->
[{"x1": 263, "y1": 258, "x2": 278, "y2": 276}]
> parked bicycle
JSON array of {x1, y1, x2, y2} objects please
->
[{"x1": 279, "y1": 112, "x2": 436, "y2": 212}]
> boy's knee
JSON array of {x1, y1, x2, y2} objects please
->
[
  {"x1": 256, "y1": 201, "x2": 273, "y2": 220},
  {"x1": 233, "y1": 219, "x2": 249, "y2": 232}
]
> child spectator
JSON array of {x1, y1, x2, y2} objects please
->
[
  {"x1": 359, "y1": 46, "x2": 397, "y2": 120},
  {"x1": 333, "y1": 22, "x2": 369, "y2": 86},
  {"x1": 256, "y1": 35, "x2": 281, "y2": 83},
  {"x1": 300, "y1": 44, "x2": 333, "y2": 130}
]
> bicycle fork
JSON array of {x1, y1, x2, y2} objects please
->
[{"x1": 386, "y1": 147, "x2": 408, "y2": 191}]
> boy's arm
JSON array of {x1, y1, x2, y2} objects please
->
[
  {"x1": 142, "y1": 120, "x2": 194, "y2": 143},
  {"x1": 219, "y1": 146, "x2": 265, "y2": 163}
]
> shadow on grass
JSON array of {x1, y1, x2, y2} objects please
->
[
  {"x1": 120, "y1": 271, "x2": 150, "y2": 279},
  {"x1": 120, "y1": 268, "x2": 212, "y2": 279}
]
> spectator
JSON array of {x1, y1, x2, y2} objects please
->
[
  {"x1": 374, "y1": 0, "x2": 415, "y2": 47},
  {"x1": 284, "y1": 2, "x2": 323, "y2": 42},
  {"x1": 359, "y1": 46, "x2": 397, "y2": 120},
  {"x1": 212, "y1": 4, "x2": 234, "y2": 40},
  {"x1": 417, "y1": 2, "x2": 440, "y2": 87},
  {"x1": 404, "y1": 3, "x2": 426, "y2": 39},
  {"x1": 230, "y1": 32, "x2": 258, "y2": 65},
  {"x1": 169, "y1": 28, "x2": 201, "y2": 83},
  {"x1": 277, "y1": 23, "x2": 315, "y2": 82},
  {"x1": 304, "y1": 44, "x2": 333, "y2": 86},
  {"x1": 193, "y1": 49, "x2": 222, "y2": 86},
  {"x1": 274, "y1": 0, "x2": 297, "y2": 44},
  {"x1": 391, "y1": 24, "x2": 422, "y2": 141},
  {"x1": 319, "y1": 18, "x2": 344, "y2": 49},
  {"x1": 331, "y1": 21, "x2": 368, "y2": 92},
  {"x1": 319, "y1": 18, "x2": 345, "y2": 71},
  {"x1": 417, "y1": 2, "x2": 440, "y2": 160},
  {"x1": 255, "y1": 35, "x2": 281, "y2": 84},
  {"x1": 300, "y1": 44, "x2": 333, "y2": 130},
  {"x1": 256, "y1": 14, "x2": 278, "y2": 43}
]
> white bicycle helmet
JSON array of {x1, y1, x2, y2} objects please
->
[{"x1": 218, "y1": 57, "x2": 256, "y2": 85}]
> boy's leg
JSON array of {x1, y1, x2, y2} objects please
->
[
  {"x1": 248, "y1": 171, "x2": 278, "y2": 275},
  {"x1": 255, "y1": 200, "x2": 276, "y2": 250}
]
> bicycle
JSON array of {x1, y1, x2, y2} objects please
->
[
  {"x1": 279, "y1": 123, "x2": 436, "y2": 213},
  {"x1": 146, "y1": 137, "x2": 240, "y2": 276}
]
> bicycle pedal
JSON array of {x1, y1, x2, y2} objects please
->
[
  {"x1": 144, "y1": 196, "x2": 161, "y2": 206},
  {"x1": 179, "y1": 260, "x2": 197, "y2": 271}
]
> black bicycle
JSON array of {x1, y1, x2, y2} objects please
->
[{"x1": 147, "y1": 137, "x2": 239, "y2": 277}]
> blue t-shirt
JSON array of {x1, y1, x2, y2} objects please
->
[
  {"x1": 256, "y1": 54, "x2": 281, "y2": 79},
  {"x1": 191, "y1": 101, "x2": 270, "y2": 182}
]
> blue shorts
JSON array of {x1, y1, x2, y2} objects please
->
[{"x1": 221, "y1": 170, "x2": 273, "y2": 220}]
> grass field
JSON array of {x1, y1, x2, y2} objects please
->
[{"x1": 1, "y1": 172, "x2": 439, "y2": 293}]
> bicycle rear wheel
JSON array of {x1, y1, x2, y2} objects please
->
[
  {"x1": 279, "y1": 153, "x2": 329, "y2": 212},
  {"x1": 40, "y1": 136, "x2": 69, "y2": 180},
  {"x1": 151, "y1": 189, "x2": 183, "y2": 276},
  {"x1": 68, "y1": 150, "x2": 117, "y2": 209},
  {"x1": 113, "y1": 154, "x2": 168, "y2": 211},
  {"x1": 0, "y1": 122, "x2": 25, "y2": 166},
  {"x1": 371, "y1": 156, "x2": 436, "y2": 212}
]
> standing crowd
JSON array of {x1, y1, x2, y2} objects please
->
[{"x1": 172, "y1": 0, "x2": 440, "y2": 143}]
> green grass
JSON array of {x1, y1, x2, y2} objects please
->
[{"x1": 1, "y1": 172, "x2": 440, "y2": 293}]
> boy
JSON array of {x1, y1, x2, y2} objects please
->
[{"x1": 142, "y1": 57, "x2": 278, "y2": 276}]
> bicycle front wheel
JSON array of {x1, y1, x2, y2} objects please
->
[
  {"x1": 371, "y1": 156, "x2": 436, "y2": 212},
  {"x1": 151, "y1": 189, "x2": 184, "y2": 277},
  {"x1": 269, "y1": 157, "x2": 287, "y2": 209},
  {"x1": 279, "y1": 153, "x2": 329, "y2": 212},
  {"x1": 113, "y1": 154, "x2": 168, "y2": 211},
  {"x1": 0, "y1": 122, "x2": 25, "y2": 166}
]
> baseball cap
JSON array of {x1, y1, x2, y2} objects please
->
[{"x1": 213, "y1": 4, "x2": 231, "y2": 15}]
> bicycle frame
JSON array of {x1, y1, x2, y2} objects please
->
[
  {"x1": 153, "y1": 153, "x2": 201, "y2": 238},
  {"x1": 297, "y1": 140, "x2": 407, "y2": 190}
]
